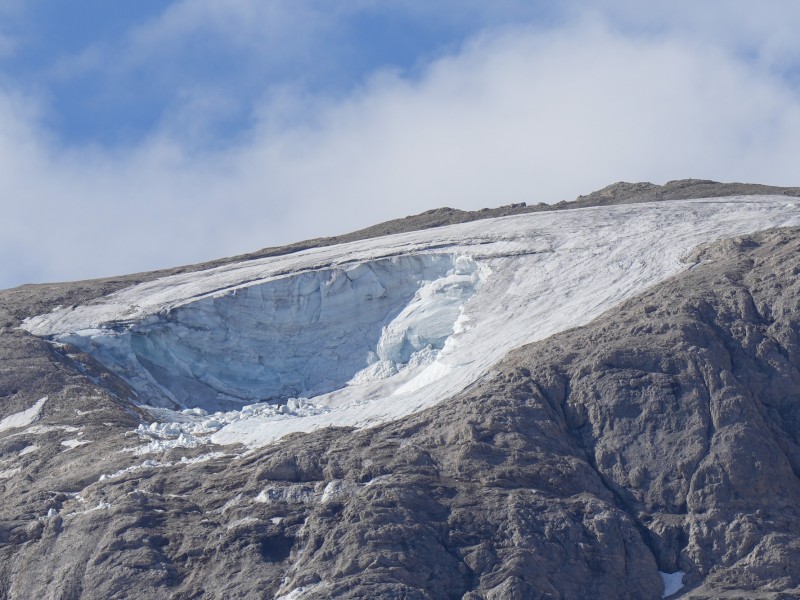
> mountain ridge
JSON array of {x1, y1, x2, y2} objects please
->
[
  {"x1": 5, "y1": 179, "x2": 800, "y2": 318},
  {"x1": 1, "y1": 183, "x2": 800, "y2": 599}
]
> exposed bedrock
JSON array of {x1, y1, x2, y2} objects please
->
[
  {"x1": 242, "y1": 228, "x2": 800, "y2": 599},
  {"x1": 53, "y1": 254, "x2": 481, "y2": 410}
]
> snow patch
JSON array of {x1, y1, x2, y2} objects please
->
[
  {"x1": 99, "y1": 459, "x2": 169, "y2": 481},
  {"x1": 18, "y1": 445, "x2": 39, "y2": 456},
  {"x1": 364, "y1": 475, "x2": 391, "y2": 486},
  {"x1": 275, "y1": 584, "x2": 329, "y2": 600},
  {"x1": 99, "y1": 452, "x2": 227, "y2": 480},
  {"x1": 254, "y1": 484, "x2": 315, "y2": 505},
  {"x1": 61, "y1": 438, "x2": 91, "y2": 449},
  {"x1": 0, "y1": 397, "x2": 47, "y2": 432},
  {"x1": 63, "y1": 501, "x2": 113, "y2": 519},
  {"x1": 0, "y1": 466, "x2": 21, "y2": 480},
  {"x1": 320, "y1": 479, "x2": 358, "y2": 503},
  {"x1": 16, "y1": 424, "x2": 80, "y2": 436},
  {"x1": 660, "y1": 570, "x2": 685, "y2": 597},
  {"x1": 227, "y1": 516, "x2": 261, "y2": 530}
]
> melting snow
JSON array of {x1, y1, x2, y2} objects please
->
[
  {"x1": 227, "y1": 516, "x2": 261, "y2": 530},
  {"x1": 320, "y1": 479, "x2": 358, "y2": 503},
  {"x1": 660, "y1": 570, "x2": 685, "y2": 597},
  {"x1": 275, "y1": 583, "x2": 331, "y2": 600},
  {"x1": 98, "y1": 452, "x2": 228, "y2": 481},
  {"x1": 21, "y1": 196, "x2": 800, "y2": 448},
  {"x1": 0, "y1": 397, "x2": 48, "y2": 432},
  {"x1": 0, "y1": 467, "x2": 21, "y2": 480},
  {"x1": 61, "y1": 439, "x2": 91, "y2": 449},
  {"x1": 15, "y1": 424, "x2": 80, "y2": 436},
  {"x1": 99, "y1": 459, "x2": 170, "y2": 481},
  {"x1": 254, "y1": 484, "x2": 315, "y2": 505}
]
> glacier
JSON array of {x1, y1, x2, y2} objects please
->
[
  {"x1": 22, "y1": 196, "x2": 800, "y2": 448},
  {"x1": 45, "y1": 254, "x2": 482, "y2": 411}
]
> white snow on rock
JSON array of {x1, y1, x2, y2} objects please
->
[
  {"x1": 254, "y1": 484, "x2": 316, "y2": 505},
  {"x1": 18, "y1": 445, "x2": 39, "y2": 456},
  {"x1": 275, "y1": 583, "x2": 330, "y2": 600},
  {"x1": 99, "y1": 459, "x2": 170, "y2": 481},
  {"x1": 62, "y1": 501, "x2": 113, "y2": 520},
  {"x1": 98, "y1": 452, "x2": 228, "y2": 481},
  {"x1": 0, "y1": 467, "x2": 21, "y2": 480},
  {"x1": 0, "y1": 397, "x2": 48, "y2": 433},
  {"x1": 227, "y1": 516, "x2": 261, "y2": 530},
  {"x1": 21, "y1": 196, "x2": 800, "y2": 448},
  {"x1": 320, "y1": 479, "x2": 358, "y2": 504},
  {"x1": 61, "y1": 438, "x2": 91, "y2": 449},
  {"x1": 660, "y1": 570, "x2": 685, "y2": 597},
  {"x1": 13, "y1": 424, "x2": 80, "y2": 436}
]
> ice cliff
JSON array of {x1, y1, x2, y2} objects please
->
[{"x1": 48, "y1": 255, "x2": 482, "y2": 411}]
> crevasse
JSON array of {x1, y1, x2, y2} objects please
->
[{"x1": 54, "y1": 254, "x2": 482, "y2": 410}]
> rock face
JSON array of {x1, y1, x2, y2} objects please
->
[{"x1": 1, "y1": 181, "x2": 800, "y2": 599}]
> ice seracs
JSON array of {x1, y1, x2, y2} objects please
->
[
  {"x1": 22, "y1": 196, "x2": 800, "y2": 448},
  {"x1": 36, "y1": 254, "x2": 483, "y2": 412}
]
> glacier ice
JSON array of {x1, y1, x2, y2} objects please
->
[{"x1": 51, "y1": 254, "x2": 483, "y2": 411}]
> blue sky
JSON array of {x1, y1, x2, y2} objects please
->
[{"x1": 2, "y1": 1, "x2": 800, "y2": 288}]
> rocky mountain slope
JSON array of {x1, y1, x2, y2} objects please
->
[{"x1": 1, "y1": 181, "x2": 800, "y2": 599}]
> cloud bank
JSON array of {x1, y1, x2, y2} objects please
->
[{"x1": 1, "y1": 3, "x2": 800, "y2": 288}]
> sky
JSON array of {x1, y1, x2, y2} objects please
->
[{"x1": 2, "y1": 1, "x2": 800, "y2": 289}]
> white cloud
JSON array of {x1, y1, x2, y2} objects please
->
[
  {"x1": 579, "y1": 0, "x2": 800, "y2": 65},
  {"x1": 49, "y1": 1, "x2": 341, "y2": 85},
  {"x1": 0, "y1": 0, "x2": 22, "y2": 58},
  {"x1": 2, "y1": 10, "x2": 800, "y2": 289}
]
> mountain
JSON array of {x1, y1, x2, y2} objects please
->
[{"x1": 1, "y1": 180, "x2": 800, "y2": 599}]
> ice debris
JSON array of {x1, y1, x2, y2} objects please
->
[{"x1": 133, "y1": 399, "x2": 328, "y2": 454}]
